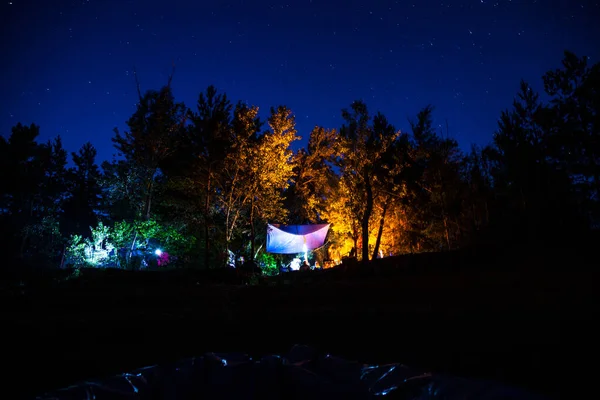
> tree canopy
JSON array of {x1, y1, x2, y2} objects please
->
[{"x1": 1, "y1": 50, "x2": 598, "y2": 270}]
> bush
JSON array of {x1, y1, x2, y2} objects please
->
[
  {"x1": 256, "y1": 252, "x2": 278, "y2": 276},
  {"x1": 64, "y1": 219, "x2": 195, "y2": 269}
]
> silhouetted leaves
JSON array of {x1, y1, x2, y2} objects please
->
[
  {"x1": 61, "y1": 142, "x2": 102, "y2": 238},
  {"x1": 2, "y1": 50, "x2": 599, "y2": 269}
]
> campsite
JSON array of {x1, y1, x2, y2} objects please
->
[{"x1": 1, "y1": 28, "x2": 598, "y2": 397}]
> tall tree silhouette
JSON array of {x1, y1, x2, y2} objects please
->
[
  {"x1": 164, "y1": 85, "x2": 234, "y2": 267},
  {"x1": 404, "y1": 106, "x2": 463, "y2": 251},
  {"x1": 459, "y1": 144, "x2": 494, "y2": 245},
  {"x1": 543, "y1": 51, "x2": 600, "y2": 228},
  {"x1": 61, "y1": 142, "x2": 102, "y2": 238},
  {"x1": 110, "y1": 84, "x2": 187, "y2": 220},
  {"x1": 0, "y1": 123, "x2": 67, "y2": 262},
  {"x1": 490, "y1": 80, "x2": 574, "y2": 244}
]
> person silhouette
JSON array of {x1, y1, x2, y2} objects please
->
[{"x1": 299, "y1": 260, "x2": 310, "y2": 272}]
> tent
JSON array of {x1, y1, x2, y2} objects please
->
[{"x1": 266, "y1": 224, "x2": 330, "y2": 254}]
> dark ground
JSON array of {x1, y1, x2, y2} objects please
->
[{"x1": 3, "y1": 245, "x2": 597, "y2": 399}]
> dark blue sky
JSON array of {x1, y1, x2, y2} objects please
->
[{"x1": 2, "y1": 0, "x2": 599, "y2": 163}]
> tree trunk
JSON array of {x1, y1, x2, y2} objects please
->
[
  {"x1": 484, "y1": 199, "x2": 490, "y2": 226},
  {"x1": 372, "y1": 198, "x2": 389, "y2": 260},
  {"x1": 19, "y1": 200, "x2": 34, "y2": 258},
  {"x1": 224, "y1": 167, "x2": 242, "y2": 262},
  {"x1": 225, "y1": 207, "x2": 231, "y2": 257},
  {"x1": 439, "y1": 171, "x2": 451, "y2": 250},
  {"x1": 60, "y1": 244, "x2": 66, "y2": 269},
  {"x1": 351, "y1": 236, "x2": 358, "y2": 258},
  {"x1": 144, "y1": 177, "x2": 154, "y2": 220},
  {"x1": 128, "y1": 230, "x2": 138, "y2": 270},
  {"x1": 361, "y1": 172, "x2": 373, "y2": 263},
  {"x1": 204, "y1": 168, "x2": 211, "y2": 268},
  {"x1": 471, "y1": 197, "x2": 478, "y2": 230},
  {"x1": 250, "y1": 197, "x2": 255, "y2": 261},
  {"x1": 442, "y1": 209, "x2": 451, "y2": 250},
  {"x1": 144, "y1": 195, "x2": 152, "y2": 220}
]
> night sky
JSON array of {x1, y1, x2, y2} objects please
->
[{"x1": 2, "y1": 0, "x2": 599, "y2": 163}]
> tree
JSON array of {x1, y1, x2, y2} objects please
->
[
  {"x1": 61, "y1": 142, "x2": 102, "y2": 238},
  {"x1": 111, "y1": 84, "x2": 187, "y2": 220},
  {"x1": 0, "y1": 123, "x2": 67, "y2": 263},
  {"x1": 323, "y1": 173, "x2": 361, "y2": 259},
  {"x1": 245, "y1": 106, "x2": 299, "y2": 259},
  {"x1": 371, "y1": 127, "x2": 411, "y2": 259},
  {"x1": 542, "y1": 51, "x2": 600, "y2": 228},
  {"x1": 405, "y1": 105, "x2": 464, "y2": 251},
  {"x1": 286, "y1": 126, "x2": 338, "y2": 223},
  {"x1": 337, "y1": 101, "x2": 399, "y2": 261},
  {"x1": 100, "y1": 159, "x2": 146, "y2": 221},
  {"x1": 458, "y1": 144, "x2": 494, "y2": 245},
  {"x1": 218, "y1": 102, "x2": 262, "y2": 259},
  {"x1": 490, "y1": 80, "x2": 575, "y2": 244},
  {"x1": 163, "y1": 85, "x2": 233, "y2": 268}
]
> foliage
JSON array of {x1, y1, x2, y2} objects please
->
[
  {"x1": 111, "y1": 220, "x2": 136, "y2": 250},
  {"x1": 3, "y1": 51, "x2": 599, "y2": 269},
  {"x1": 22, "y1": 216, "x2": 64, "y2": 262},
  {"x1": 65, "y1": 222, "x2": 114, "y2": 268},
  {"x1": 218, "y1": 103, "x2": 262, "y2": 254},
  {"x1": 406, "y1": 105, "x2": 464, "y2": 251},
  {"x1": 61, "y1": 142, "x2": 102, "y2": 238},
  {"x1": 287, "y1": 126, "x2": 338, "y2": 223},
  {"x1": 333, "y1": 101, "x2": 400, "y2": 261},
  {"x1": 108, "y1": 84, "x2": 187, "y2": 220},
  {"x1": 64, "y1": 219, "x2": 194, "y2": 268},
  {"x1": 0, "y1": 124, "x2": 68, "y2": 263},
  {"x1": 256, "y1": 251, "x2": 278, "y2": 276},
  {"x1": 65, "y1": 235, "x2": 87, "y2": 267},
  {"x1": 324, "y1": 175, "x2": 361, "y2": 258}
]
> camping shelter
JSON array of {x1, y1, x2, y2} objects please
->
[{"x1": 266, "y1": 224, "x2": 330, "y2": 254}]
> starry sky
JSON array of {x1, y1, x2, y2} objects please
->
[{"x1": 2, "y1": 0, "x2": 599, "y2": 163}]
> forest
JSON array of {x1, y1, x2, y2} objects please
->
[{"x1": 1, "y1": 50, "x2": 598, "y2": 274}]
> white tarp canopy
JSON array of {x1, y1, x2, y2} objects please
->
[{"x1": 266, "y1": 224, "x2": 330, "y2": 254}]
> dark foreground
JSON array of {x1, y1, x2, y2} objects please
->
[{"x1": 3, "y1": 246, "x2": 597, "y2": 399}]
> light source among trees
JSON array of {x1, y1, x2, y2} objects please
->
[{"x1": 1, "y1": 51, "x2": 598, "y2": 270}]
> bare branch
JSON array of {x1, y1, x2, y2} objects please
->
[
  {"x1": 167, "y1": 61, "x2": 176, "y2": 88},
  {"x1": 133, "y1": 66, "x2": 143, "y2": 103}
]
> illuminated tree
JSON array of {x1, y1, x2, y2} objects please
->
[
  {"x1": 323, "y1": 173, "x2": 361, "y2": 259},
  {"x1": 367, "y1": 115, "x2": 410, "y2": 258},
  {"x1": 287, "y1": 126, "x2": 338, "y2": 223},
  {"x1": 218, "y1": 103, "x2": 262, "y2": 257},
  {"x1": 337, "y1": 101, "x2": 399, "y2": 261},
  {"x1": 217, "y1": 105, "x2": 299, "y2": 260},
  {"x1": 246, "y1": 106, "x2": 299, "y2": 259}
]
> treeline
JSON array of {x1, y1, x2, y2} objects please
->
[{"x1": 0, "y1": 50, "x2": 598, "y2": 270}]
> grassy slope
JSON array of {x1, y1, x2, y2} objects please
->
[{"x1": 4, "y1": 246, "x2": 597, "y2": 399}]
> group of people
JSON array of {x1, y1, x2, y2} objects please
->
[
  {"x1": 231, "y1": 254, "x2": 323, "y2": 274},
  {"x1": 284, "y1": 258, "x2": 321, "y2": 272}
]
